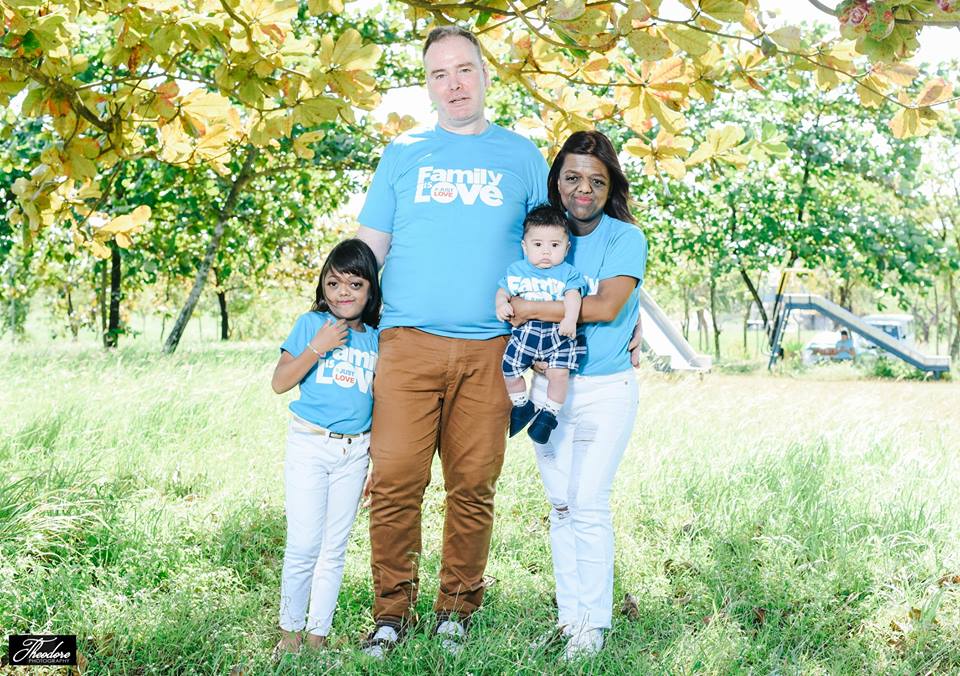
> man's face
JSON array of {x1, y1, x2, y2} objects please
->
[
  {"x1": 424, "y1": 36, "x2": 489, "y2": 132},
  {"x1": 521, "y1": 225, "x2": 569, "y2": 269}
]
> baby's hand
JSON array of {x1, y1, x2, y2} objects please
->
[
  {"x1": 496, "y1": 302, "x2": 514, "y2": 322},
  {"x1": 310, "y1": 319, "x2": 348, "y2": 356},
  {"x1": 558, "y1": 318, "x2": 577, "y2": 339}
]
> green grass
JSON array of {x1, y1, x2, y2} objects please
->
[{"x1": 1, "y1": 344, "x2": 959, "y2": 674}]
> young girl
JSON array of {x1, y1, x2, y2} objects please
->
[{"x1": 271, "y1": 238, "x2": 381, "y2": 656}]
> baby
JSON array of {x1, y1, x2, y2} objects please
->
[{"x1": 496, "y1": 204, "x2": 586, "y2": 444}]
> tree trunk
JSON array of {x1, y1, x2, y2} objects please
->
[
  {"x1": 709, "y1": 277, "x2": 721, "y2": 359},
  {"x1": 98, "y1": 259, "x2": 108, "y2": 347},
  {"x1": 681, "y1": 286, "x2": 690, "y2": 341},
  {"x1": 65, "y1": 285, "x2": 79, "y2": 339},
  {"x1": 104, "y1": 243, "x2": 121, "y2": 348},
  {"x1": 743, "y1": 304, "x2": 751, "y2": 356},
  {"x1": 948, "y1": 272, "x2": 960, "y2": 359},
  {"x1": 212, "y1": 267, "x2": 229, "y2": 340},
  {"x1": 217, "y1": 290, "x2": 229, "y2": 340},
  {"x1": 163, "y1": 147, "x2": 257, "y2": 354},
  {"x1": 738, "y1": 266, "x2": 768, "y2": 331},
  {"x1": 697, "y1": 308, "x2": 707, "y2": 351}
]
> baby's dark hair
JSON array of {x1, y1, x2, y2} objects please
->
[
  {"x1": 523, "y1": 204, "x2": 571, "y2": 237},
  {"x1": 311, "y1": 238, "x2": 382, "y2": 328}
]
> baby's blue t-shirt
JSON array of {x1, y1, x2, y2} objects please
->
[
  {"x1": 569, "y1": 214, "x2": 648, "y2": 376},
  {"x1": 280, "y1": 312, "x2": 379, "y2": 434},
  {"x1": 499, "y1": 259, "x2": 586, "y2": 303},
  {"x1": 358, "y1": 123, "x2": 548, "y2": 339}
]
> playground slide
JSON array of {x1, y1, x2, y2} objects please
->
[
  {"x1": 779, "y1": 294, "x2": 950, "y2": 375},
  {"x1": 639, "y1": 288, "x2": 712, "y2": 372}
]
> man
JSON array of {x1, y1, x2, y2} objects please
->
[
  {"x1": 834, "y1": 329, "x2": 855, "y2": 361},
  {"x1": 356, "y1": 26, "x2": 548, "y2": 656}
]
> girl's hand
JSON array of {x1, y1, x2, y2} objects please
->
[
  {"x1": 309, "y1": 319, "x2": 348, "y2": 356},
  {"x1": 361, "y1": 470, "x2": 372, "y2": 509}
]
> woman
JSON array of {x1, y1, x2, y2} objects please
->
[{"x1": 509, "y1": 130, "x2": 647, "y2": 660}]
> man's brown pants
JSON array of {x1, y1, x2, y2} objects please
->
[{"x1": 369, "y1": 328, "x2": 511, "y2": 623}]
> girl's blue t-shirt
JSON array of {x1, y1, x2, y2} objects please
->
[
  {"x1": 569, "y1": 214, "x2": 648, "y2": 376},
  {"x1": 280, "y1": 311, "x2": 379, "y2": 434}
]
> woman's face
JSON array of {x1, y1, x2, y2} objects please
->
[
  {"x1": 557, "y1": 153, "x2": 610, "y2": 232},
  {"x1": 322, "y1": 268, "x2": 370, "y2": 323}
]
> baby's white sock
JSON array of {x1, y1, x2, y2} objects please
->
[
  {"x1": 510, "y1": 392, "x2": 529, "y2": 406},
  {"x1": 544, "y1": 398, "x2": 563, "y2": 415}
]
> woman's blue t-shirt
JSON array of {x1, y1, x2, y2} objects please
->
[
  {"x1": 568, "y1": 214, "x2": 648, "y2": 376},
  {"x1": 280, "y1": 311, "x2": 379, "y2": 434}
]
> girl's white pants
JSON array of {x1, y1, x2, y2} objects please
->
[
  {"x1": 531, "y1": 369, "x2": 639, "y2": 631},
  {"x1": 278, "y1": 416, "x2": 369, "y2": 636}
]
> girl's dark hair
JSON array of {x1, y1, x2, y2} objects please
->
[
  {"x1": 547, "y1": 130, "x2": 635, "y2": 224},
  {"x1": 311, "y1": 238, "x2": 382, "y2": 328}
]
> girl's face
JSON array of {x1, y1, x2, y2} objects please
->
[{"x1": 323, "y1": 268, "x2": 370, "y2": 325}]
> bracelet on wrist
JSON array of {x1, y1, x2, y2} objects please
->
[{"x1": 307, "y1": 342, "x2": 322, "y2": 356}]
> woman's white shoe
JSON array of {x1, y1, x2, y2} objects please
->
[{"x1": 563, "y1": 627, "x2": 604, "y2": 661}]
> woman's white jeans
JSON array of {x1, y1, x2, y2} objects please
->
[
  {"x1": 278, "y1": 416, "x2": 369, "y2": 636},
  {"x1": 531, "y1": 369, "x2": 639, "y2": 631}
]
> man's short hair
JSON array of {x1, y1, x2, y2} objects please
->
[
  {"x1": 423, "y1": 25, "x2": 483, "y2": 61},
  {"x1": 840, "y1": 330, "x2": 849, "y2": 337},
  {"x1": 523, "y1": 204, "x2": 571, "y2": 236}
]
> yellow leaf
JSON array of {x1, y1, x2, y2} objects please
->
[
  {"x1": 916, "y1": 78, "x2": 953, "y2": 107},
  {"x1": 627, "y1": 28, "x2": 672, "y2": 61},
  {"x1": 873, "y1": 62, "x2": 918, "y2": 87},
  {"x1": 547, "y1": 0, "x2": 586, "y2": 21},
  {"x1": 88, "y1": 239, "x2": 111, "y2": 259},
  {"x1": 625, "y1": 137, "x2": 652, "y2": 157},
  {"x1": 115, "y1": 232, "x2": 133, "y2": 249},
  {"x1": 308, "y1": 0, "x2": 343, "y2": 12},
  {"x1": 889, "y1": 107, "x2": 918, "y2": 139},
  {"x1": 815, "y1": 66, "x2": 840, "y2": 91},
  {"x1": 700, "y1": 0, "x2": 745, "y2": 23},
  {"x1": 769, "y1": 26, "x2": 803, "y2": 51},
  {"x1": 641, "y1": 92, "x2": 685, "y2": 134},
  {"x1": 660, "y1": 156, "x2": 686, "y2": 179},
  {"x1": 662, "y1": 25, "x2": 711, "y2": 57}
]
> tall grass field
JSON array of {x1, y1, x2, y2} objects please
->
[{"x1": 1, "y1": 344, "x2": 959, "y2": 674}]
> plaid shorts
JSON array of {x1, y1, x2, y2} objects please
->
[{"x1": 502, "y1": 320, "x2": 586, "y2": 378}]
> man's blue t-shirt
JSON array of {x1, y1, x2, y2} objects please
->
[
  {"x1": 358, "y1": 123, "x2": 548, "y2": 339},
  {"x1": 569, "y1": 214, "x2": 648, "y2": 376},
  {"x1": 499, "y1": 259, "x2": 586, "y2": 302},
  {"x1": 280, "y1": 312, "x2": 379, "y2": 435}
]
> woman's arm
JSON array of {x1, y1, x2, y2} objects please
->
[{"x1": 509, "y1": 276, "x2": 638, "y2": 326}]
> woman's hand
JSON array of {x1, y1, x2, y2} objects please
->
[
  {"x1": 508, "y1": 297, "x2": 532, "y2": 327},
  {"x1": 310, "y1": 319, "x2": 348, "y2": 356}
]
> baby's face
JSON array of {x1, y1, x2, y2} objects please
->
[{"x1": 521, "y1": 225, "x2": 569, "y2": 269}]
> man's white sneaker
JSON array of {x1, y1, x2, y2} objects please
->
[
  {"x1": 563, "y1": 626, "x2": 604, "y2": 661},
  {"x1": 361, "y1": 624, "x2": 399, "y2": 660},
  {"x1": 435, "y1": 618, "x2": 467, "y2": 655}
]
